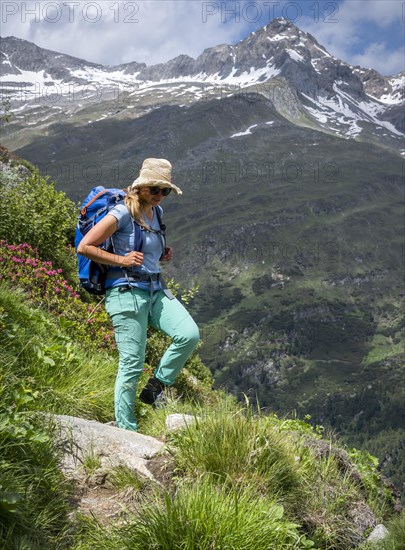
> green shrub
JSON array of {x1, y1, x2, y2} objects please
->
[
  {"x1": 348, "y1": 448, "x2": 395, "y2": 513},
  {"x1": 0, "y1": 241, "x2": 115, "y2": 350},
  {"x1": 0, "y1": 170, "x2": 77, "y2": 273}
]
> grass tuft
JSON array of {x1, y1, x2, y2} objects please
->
[{"x1": 168, "y1": 399, "x2": 303, "y2": 509}]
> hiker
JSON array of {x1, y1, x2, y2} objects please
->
[{"x1": 77, "y1": 158, "x2": 200, "y2": 431}]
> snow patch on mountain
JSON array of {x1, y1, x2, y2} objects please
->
[
  {"x1": 302, "y1": 82, "x2": 403, "y2": 137},
  {"x1": 267, "y1": 35, "x2": 286, "y2": 42},
  {"x1": 121, "y1": 63, "x2": 281, "y2": 96},
  {"x1": 69, "y1": 66, "x2": 140, "y2": 85},
  {"x1": 380, "y1": 75, "x2": 405, "y2": 104},
  {"x1": 302, "y1": 87, "x2": 402, "y2": 140},
  {"x1": 230, "y1": 124, "x2": 258, "y2": 138},
  {"x1": 2, "y1": 68, "x2": 57, "y2": 86},
  {"x1": 312, "y1": 43, "x2": 333, "y2": 59},
  {"x1": 286, "y1": 49, "x2": 305, "y2": 63}
]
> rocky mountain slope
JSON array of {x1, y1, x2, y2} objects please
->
[
  {"x1": 1, "y1": 18, "x2": 404, "y2": 495},
  {"x1": 1, "y1": 18, "x2": 403, "y2": 156}
]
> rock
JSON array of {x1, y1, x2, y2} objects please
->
[
  {"x1": 347, "y1": 501, "x2": 376, "y2": 544},
  {"x1": 303, "y1": 437, "x2": 365, "y2": 489},
  {"x1": 74, "y1": 486, "x2": 141, "y2": 525},
  {"x1": 17, "y1": 164, "x2": 32, "y2": 178},
  {"x1": 165, "y1": 413, "x2": 196, "y2": 432},
  {"x1": 53, "y1": 414, "x2": 164, "y2": 481},
  {"x1": 367, "y1": 524, "x2": 389, "y2": 542}
]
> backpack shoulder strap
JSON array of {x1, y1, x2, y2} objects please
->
[
  {"x1": 132, "y1": 219, "x2": 143, "y2": 252},
  {"x1": 155, "y1": 205, "x2": 166, "y2": 233},
  {"x1": 155, "y1": 205, "x2": 166, "y2": 255}
]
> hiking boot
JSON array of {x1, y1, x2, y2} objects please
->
[{"x1": 139, "y1": 377, "x2": 166, "y2": 406}]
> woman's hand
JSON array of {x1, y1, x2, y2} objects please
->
[
  {"x1": 161, "y1": 246, "x2": 173, "y2": 262},
  {"x1": 121, "y1": 251, "x2": 144, "y2": 267}
]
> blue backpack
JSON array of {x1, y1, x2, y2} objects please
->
[
  {"x1": 75, "y1": 186, "x2": 130, "y2": 294},
  {"x1": 75, "y1": 185, "x2": 168, "y2": 296}
]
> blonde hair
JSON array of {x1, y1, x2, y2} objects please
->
[{"x1": 124, "y1": 187, "x2": 151, "y2": 230}]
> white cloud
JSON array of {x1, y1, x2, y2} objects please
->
[
  {"x1": 1, "y1": 0, "x2": 246, "y2": 66},
  {"x1": 351, "y1": 44, "x2": 405, "y2": 76},
  {"x1": 299, "y1": 0, "x2": 404, "y2": 75},
  {"x1": 337, "y1": 0, "x2": 402, "y2": 27},
  {"x1": 1, "y1": 0, "x2": 404, "y2": 75}
]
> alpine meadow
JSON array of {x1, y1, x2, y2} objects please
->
[{"x1": 0, "y1": 12, "x2": 404, "y2": 549}]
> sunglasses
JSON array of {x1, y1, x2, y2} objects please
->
[{"x1": 148, "y1": 186, "x2": 171, "y2": 196}]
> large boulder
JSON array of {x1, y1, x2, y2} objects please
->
[{"x1": 53, "y1": 415, "x2": 164, "y2": 481}]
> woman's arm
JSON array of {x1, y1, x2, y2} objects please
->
[{"x1": 77, "y1": 214, "x2": 144, "y2": 268}]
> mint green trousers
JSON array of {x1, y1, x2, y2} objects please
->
[{"x1": 105, "y1": 286, "x2": 200, "y2": 431}]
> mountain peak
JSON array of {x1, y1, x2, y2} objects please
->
[
  {"x1": 1, "y1": 22, "x2": 403, "y2": 133},
  {"x1": 268, "y1": 16, "x2": 293, "y2": 27},
  {"x1": 263, "y1": 17, "x2": 301, "y2": 36}
]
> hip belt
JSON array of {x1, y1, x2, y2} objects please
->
[
  {"x1": 124, "y1": 271, "x2": 159, "y2": 315},
  {"x1": 117, "y1": 271, "x2": 167, "y2": 315}
]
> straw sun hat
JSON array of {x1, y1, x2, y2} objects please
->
[{"x1": 129, "y1": 158, "x2": 183, "y2": 195}]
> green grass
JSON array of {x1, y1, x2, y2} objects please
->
[
  {"x1": 124, "y1": 480, "x2": 309, "y2": 550},
  {"x1": 72, "y1": 479, "x2": 313, "y2": 550},
  {"x1": 168, "y1": 400, "x2": 302, "y2": 508},
  {"x1": 109, "y1": 466, "x2": 148, "y2": 492},
  {"x1": 0, "y1": 276, "x2": 222, "y2": 549},
  {"x1": 82, "y1": 443, "x2": 102, "y2": 475},
  {"x1": 0, "y1": 412, "x2": 72, "y2": 550},
  {"x1": 381, "y1": 511, "x2": 405, "y2": 550},
  {"x1": 165, "y1": 399, "x2": 398, "y2": 550},
  {"x1": 362, "y1": 333, "x2": 403, "y2": 366},
  {"x1": 358, "y1": 511, "x2": 405, "y2": 550},
  {"x1": 71, "y1": 397, "x2": 401, "y2": 550},
  {"x1": 0, "y1": 285, "x2": 117, "y2": 421}
]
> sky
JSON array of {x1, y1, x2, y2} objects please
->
[{"x1": 1, "y1": 0, "x2": 404, "y2": 76}]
